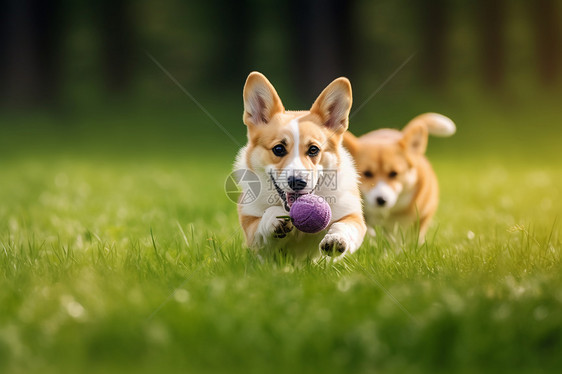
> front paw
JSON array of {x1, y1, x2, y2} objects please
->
[
  {"x1": 273, "y1": 217, "x2": 293, "y2": 238},
  {"x1": 258, "y1": 206, "x2": 293, "y2": 240},
  {"x1": 320, "y1": 233, "x2": 350, "y2": 256}
]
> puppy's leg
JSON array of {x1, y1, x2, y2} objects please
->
[
  {"x1": 320, "y1": 213, "x2": 366, "y2": 256},
  {"x1": 240, "y1": 206, "x2": 293, "y2": 248},
  {"x1": 417, "y1": 216, "x2": 432, "y2": 244}
]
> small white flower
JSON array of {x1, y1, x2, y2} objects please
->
[
  {"x1": 174, "y1": 289, "x2": 190, "y2": 303},
  {"x1": 61, "y1": 295, "x2": 85, "y2": 319}
]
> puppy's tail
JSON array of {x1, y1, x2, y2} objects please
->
[{"x1": 410, "y1": 112, "x2": 456, "y2": 137}]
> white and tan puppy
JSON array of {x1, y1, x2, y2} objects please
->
[
  {"x1": 235, "y1": 72, "x2": 366, "y2": 259},
  {"x1": 343, "y1": 113, "x2": 455, "y2": 241}
]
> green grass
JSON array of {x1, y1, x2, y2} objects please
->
[{"x1": 1, "y1": 104, "x2": 561, "y2": 373}]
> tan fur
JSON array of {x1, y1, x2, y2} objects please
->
[
  {"x1": 343, "y1": 113, "x2": 455, "y2": 241},
  {"x1": 238, "y1": 206, "x2": 260, "y2": 245}
]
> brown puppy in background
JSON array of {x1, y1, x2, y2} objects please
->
[{"x1": 343, "y1": 113, "x2": 456, "y2": 241}]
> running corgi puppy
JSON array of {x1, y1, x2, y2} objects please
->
[
  {"x1": 343, "y1": 113, "x2": 456, "y2": 241},
  {"x1": 235, "y1": 72, "x2": 366, "y2": 259}
]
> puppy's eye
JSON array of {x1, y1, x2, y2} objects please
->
[
  {"x1": 307, "y1": 145, "x2": 320, "y2": 157},
  {"x1": 363, "y1": 170, "x2": 373, "y2": 178},
  {"x1": 272, "y1": 144, "x2": 287, "y2": 157},
  {"x1": 389, "y1": 171, "x2": 398, "y2": 178}
]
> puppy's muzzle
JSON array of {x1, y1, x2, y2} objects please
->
[{"x1": 288, "y1": 176, "x2": 307, "y2": 192}]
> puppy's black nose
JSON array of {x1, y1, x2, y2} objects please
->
[
  {"x1": 288, "y1": 176, "x2": 307, "y2": 191},
  {"x1": 376, "y1": 196, "x2": 386, "y2": 206}
]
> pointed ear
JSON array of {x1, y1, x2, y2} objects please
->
[
  {"x1": 400, "y1": 119, "x2": 428, "y2": 155},
  {"x1": 243, "y1": 72, "x2": 284, "y2": 126},
  {"x1": 310, "y1": 77, "x2": 352, "y2": 134},
  {"x1": 342, "y1": 131, "x2": 360, "y2": 158}
]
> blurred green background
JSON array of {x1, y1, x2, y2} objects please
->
[
  {"x1": 1, "y1": 0, "x2": 561, "y2": 159},
  {"x1": 2, "y1": 1, "x2": 562, "y2": 374}
]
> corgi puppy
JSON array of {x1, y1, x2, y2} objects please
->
[
  {"x1": 235, "y1": 72, "x2": 366, "y2": 259},
  {"x1": 343, "y1": 113, "x2": 456, "y2": 241}
]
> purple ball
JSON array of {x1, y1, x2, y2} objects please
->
[{"x1": 289, "y1": 194, "x2": 332, "y2": 233}]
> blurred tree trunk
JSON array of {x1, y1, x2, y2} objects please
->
[
  {"x1": 477, "y1": 0, "x2": 505, "y2": 90},
  {"x1": 0, "y1": 0, "x2": 63, "y2": 107},
  {"x1": 0, "y1": 0, "x2": 7, "y2": 101},
  {"x1": 418, "y1": 0, "x2": 448, "y2": 89},
  {"x1": 531, "y1": 0, "x2": 561, "y2": 88},
  {"x1": 288, "y1": 0, "x2": 356, "y2": 101},
  {"x1": 97, "y1": 0, "x2": 136, "y2": 95},
  {"x1": 208, "y1": 0, "x2": 253, "y2": 88}
]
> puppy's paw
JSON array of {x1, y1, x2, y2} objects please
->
[
  {"x1": 258, "y1": 206, "x2": 293, "y2": 240},
  {"x1": 272, "y1": 217, "x2": 293, "y2": 238},
  {"x1": 320, "y1": 233, "x2": 350, "y2": 256}
]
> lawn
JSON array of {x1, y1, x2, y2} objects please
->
[{"x1": 1, "y1": 98, "x2": 561, "y2": 373}]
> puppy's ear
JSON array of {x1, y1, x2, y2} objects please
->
[
  {"x1": 400, "y1": 119, "x2": 428, "y2": 155},
  {"x1": 243, "y1": 72, "x2": 284, "y2": 126},
  {"x1": 310, "y1": 77, "x2": 352, "y2": 134},
  {"x1": 342, "y1": 131, "x2": 360, "y2": 158}
]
